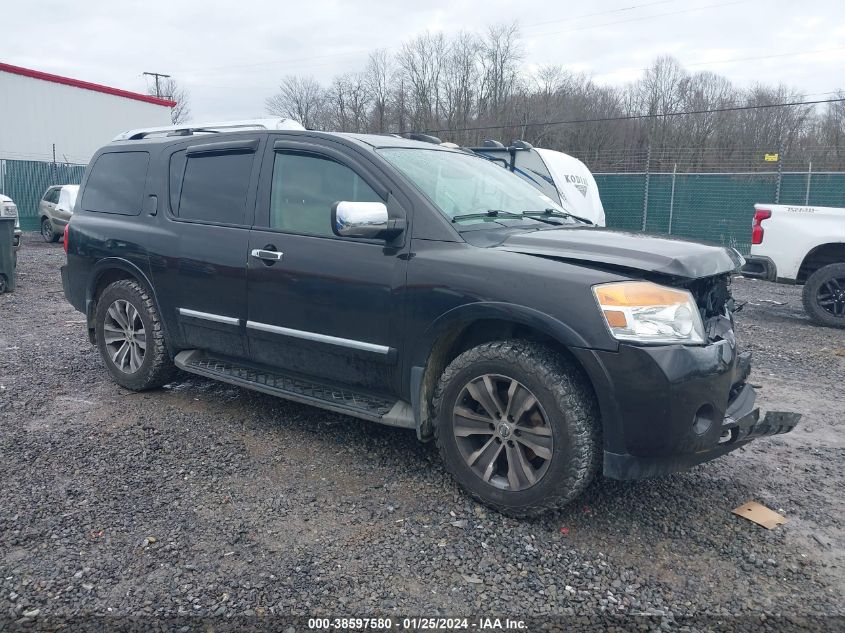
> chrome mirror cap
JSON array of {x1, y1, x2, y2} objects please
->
[{"x1": 332, "y1": 201, "x2": 390, "y2": 238}]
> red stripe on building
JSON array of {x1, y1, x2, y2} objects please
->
[{"x1": 0, "y1": 62, "x2": 177, "y2": 108}]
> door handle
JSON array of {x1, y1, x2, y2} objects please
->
[{"x1": 251, "y1": 248, "x2": 284, "y2": 262}]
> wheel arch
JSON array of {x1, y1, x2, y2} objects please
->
[
  {"x1": 410, "y1": 302, "x2": 597, "y2": 440},
  {"x1": 797, "y1": 242, "x2": 845, "y2": 283},
  {"x1": 86, "y1": 259, "x2": 169, "y2": 347}
]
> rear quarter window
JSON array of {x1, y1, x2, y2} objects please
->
[{"x1": 82, "y1": 151, "x2": 150, "y2": 215}]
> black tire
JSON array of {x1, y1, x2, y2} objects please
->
[
  {"x1": 95, "y1": 279, "x2": 176, "y2": 390},
  {"x1": 433, "y1": 340, "x2": 601, "y2": 517},
  {"x1": 802, "y1": 263, "x2": 845, "y2": 329},
  {"x1": 41, "y1": 218, "x2": 59, "y2": 243}
]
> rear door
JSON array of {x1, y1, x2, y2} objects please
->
[
  {"x1": 245, "y1": 138, "x2": 408, "y2": 393},
  {"x1": 149, "y1": 137, "x2": 262, "y2": 359},
  {"x1": 41, "y1": 187, "x2": 59, "y2": 217}
]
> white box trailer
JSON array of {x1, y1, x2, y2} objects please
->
[{"x1": 470, "y1": 141, "x2": 606, "y2": 226}]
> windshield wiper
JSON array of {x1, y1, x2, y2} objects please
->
[
  {"x1": 523, "y1": 208, "x2": 594, "y2": 225},
  {"x1": 451, "y1": 210, "x2": 524, "y2": 223}
]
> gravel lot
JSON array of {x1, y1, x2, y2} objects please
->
[{"x1": 2, "y1": 233, "x2": 844, "y2": 630}]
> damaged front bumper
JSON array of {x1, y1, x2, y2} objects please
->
[{"x1": 572, "y1": 333, "x2": 800, "y2": 480}]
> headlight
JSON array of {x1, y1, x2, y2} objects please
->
[
  {"x1": 0, "y1": 202, "x2": 17, "y2": 218},
  {"x1": 593, "y1": 281, "x2": 705, "y2": 345}
]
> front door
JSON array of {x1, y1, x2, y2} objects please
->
[{"x1": 246, "y1": 139, "x2": 407, "y2": 393}]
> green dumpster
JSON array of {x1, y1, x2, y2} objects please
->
[{"x1": 0, "y1": 217, "x2": 16, "y2": 293}]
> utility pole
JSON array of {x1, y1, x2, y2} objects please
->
[{"x1": 143, "y1": 71, "x2": 171, "y2": 98}]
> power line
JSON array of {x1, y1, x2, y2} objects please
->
[
  {"x1": 522, "y1": 0, "x2": 677, "y2": 28},
  {"x1": 588, "y1": 46, "x2": 845, "y2": 79},
  {"x1": 173, "y1": 1, "x2": 739, "y2": 76},
  {"x1": 529, "y1": 0, "x2": 754, "y2": 39},
  {"x1": 423, "y1": 97, "x2": 845, "y2": 135}
]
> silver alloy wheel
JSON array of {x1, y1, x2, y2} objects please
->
[
  {"x1": 103, "y1": 299, "x2": 146, "y2": 374},
  {"x1": 452, "y1": 374, "x2": 554, "y2": 491},
  {"x1": 41, "y1": 219, "x2": 53, "y2": 242}
]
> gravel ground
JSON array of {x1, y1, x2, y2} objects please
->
[{"x1": 1, "y1": 233, "x2": 844, "y2": 631}]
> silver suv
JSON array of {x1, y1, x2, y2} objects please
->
[{"x1": 39, "y1": 184, "x2": 78, "y2": 242}]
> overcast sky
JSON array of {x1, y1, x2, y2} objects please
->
[{"x1": 2, "y1": 0, "x2": 843, "y2": 121}]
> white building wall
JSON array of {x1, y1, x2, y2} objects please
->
[{"x1": 0, "y1": 71, "x2": 172, "y2": 164}]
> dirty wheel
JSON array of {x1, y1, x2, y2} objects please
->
[
  {"x1": 95, "y1": 279, "x2": 175, "y2": 390},
  {"x1": 802, "y1": 263, "x2": 845, "y2": 329},
  {"x1": 41, "y1": 218, "x2": 58, "y2": 242},
  {"x1": 433, "y1": 340, "x2": 600, "y2": 516}
]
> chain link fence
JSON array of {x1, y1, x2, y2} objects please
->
[
  {"x1": 2, "y1": 153, "x2": 843, "y2": 252},
  {"x1": 595, "y1": 168, "x2": 845, "y2": 254},
  {"x1": 0, "y1": 159, "x2": 87, "y2": 231}
]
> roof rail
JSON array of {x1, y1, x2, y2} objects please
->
[
  {"x1": 113, "y1": 117, "x2": 306, "y2": 141},
  {"x1": 402, "y1": 132, "x2": 442, "y2": 145}
]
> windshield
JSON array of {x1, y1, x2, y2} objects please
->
[{"x1": 378, "y1": 148, "x2": 573, "y2": 225}]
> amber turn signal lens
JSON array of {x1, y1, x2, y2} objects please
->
[
  {"x1": 603, "y1": 309, "x2": 628, "y2": 328},
  {"x1": 594, "y1": 281, "x2": 689, "y2": 307}
]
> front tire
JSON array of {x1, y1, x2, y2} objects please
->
[
  {"x1": 95, "y1": 279, "x2": 175, "y2": 390},
  {"x1": 41, "y1": 218, "x2": 58, "y2": 243},
  {"x1": 433, "y1": 340, "x2": 600, "y2": 516},
  {"x1": 802, "y1": 263, "x2": 845, "y2": 328}
]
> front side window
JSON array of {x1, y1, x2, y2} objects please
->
[
  {"x1": 176, "y1": 151, "x2": 254, "y2": 224},
  {"x1": 44, "y1": 188, "x2": 59, "y2": 203},
  {"x1": 379, "y1": 148, "x2": 572, "y2": 224},
  {"x1": 82, "y1": 152, "x2": 150, "y2": 215},
  {"x1": 269, "y1": 152, "x2": 382, "y2": 237}
]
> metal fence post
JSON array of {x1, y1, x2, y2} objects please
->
[
  {"x1": 805, "y1": 161, "x2": 813, "y2": 205},
  {"x1": 774, "y1": 144, "x2": 783, "y2": 204},
  {"x1": 641, "y1": 144, "x2": 651, "y2": 231},
  {"x1": 668, "y1": 163, "x2": 677, "y2": 235}
]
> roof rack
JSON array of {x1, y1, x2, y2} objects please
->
[
  {"x1": 113, "y1": 117, "x2": 306, "y2": 141},
  {"x1": 402, "y1": 132, "x2": 442, "y2": 145},
  {"x1": 470, "y1": 139, "x2": 535, "y2": 171}
]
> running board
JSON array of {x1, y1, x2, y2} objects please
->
[{"x1": 173, "y1": 350, "x2": 414, "y2": 429}]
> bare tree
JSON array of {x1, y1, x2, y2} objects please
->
[
  {"x1": 397, "y1": 32, "x2": 447, "y2": 130},
  {"x1": 478, "y1": 23, "x2": 523, "y2": 121},
  {"x1": 147, "y1": 77, "x2": 191, "y2": 125},
  {"x1": 265, "y1": 75, "x2": 325, "y2": 129},
  {"x1": 256, "y1": 26, "x2": 844, "y2": 170},
  {"x1": 365, "y1": 49, "x2": 393, "y2": 133},
  {"x1": 325, "y1": 73, "x2": 371, "y2": 132},
  {"x1": 442, "y1": 32, "x2": 481, "y2": 144}
]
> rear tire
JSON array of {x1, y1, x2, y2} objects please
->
[
  {"x1": 433, "y1": 340, "x2": 601, "y2": 517},
  {"x1": 95, "y1": 279, "x2": 176, "y2": 390},
  {"x1": 41, "y1": 218, "x2": 59, "y2": 243},
  {"x1": 802, "y1": 263, "x2": 845, "y2": 329}
]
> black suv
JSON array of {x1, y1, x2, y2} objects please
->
[{"x1": 61, "y1": 127, "x2": 798, "y2": 515}]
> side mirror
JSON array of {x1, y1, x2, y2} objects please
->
[{"x1": 331, "y1": 201, "x2": 403, "y2": 239}]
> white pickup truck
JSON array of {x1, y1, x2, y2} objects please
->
[{"x1": 741, "y1": 203, "x2": 845, "y2": 328}]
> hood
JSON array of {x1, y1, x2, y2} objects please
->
[{"x1": 497, "y1": 227, "x2": 744, "y2": 279}]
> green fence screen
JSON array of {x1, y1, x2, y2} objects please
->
[
  {"x1": 2, "y1": 158, "x2": 844, "y2": 251},
  {"x1": 1, "y1": 159, "x2": 87, "y2": 231},
  {"x1": 595, "y1": 171, "x2": 845, "y2": 254}
]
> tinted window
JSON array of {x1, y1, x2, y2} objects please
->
[
  {"x1": 43, "y1": 188, "x2": 58, "y2": 203},
  {"x1": 270, "y1": 152, "x2": 381, "y2": 237},
  {"x1": 177, "y1": 151, "x2": 254, "y2": 224},
  {"x1": 169, "y1": 150, "x2": 186, "y2": 214},
  {"x1": 82, "y1": 152, "x2": 149, "y2": 215}
]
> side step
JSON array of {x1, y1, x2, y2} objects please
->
[{"x1": 174, "y1": 350, "x2": 415, "y2": 429}]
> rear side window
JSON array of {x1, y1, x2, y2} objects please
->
[
  {"x1": 82, "y1": 152, "x2": 149, "y2": 215},
  {"x1": 175, "y1": 151, "x2": 254, "y2": 225}
]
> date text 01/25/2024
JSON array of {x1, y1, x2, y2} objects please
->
[{"x1": 307, "y1": 617, "x2": 527, "y2": 630}]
